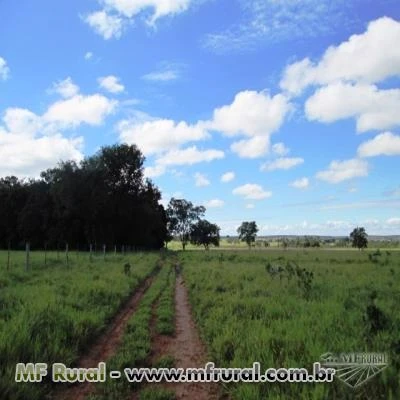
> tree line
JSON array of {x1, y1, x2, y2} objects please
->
[{"x1": 0, "y1": 144, "x2": 167, "y2": 250}]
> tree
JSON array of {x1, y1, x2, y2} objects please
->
[
  {"x1": 350, "y1": 227, "x2": 368, "y2": 250},
  {"x1": 190, "y1": 219, "x2": 220, "y2": 250},
  {"x1": 166, "y1": 198, "x2": 205, "y2": 250},
  {"x1": 237, "y1": 221, "x2": 258, "y2": 248}
]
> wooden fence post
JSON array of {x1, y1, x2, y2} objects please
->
[
  {"x1": 25, "y1": 242, "x2": 30, "y2": 271},
  {"x1": 7, "y1": 241, "x2": 10, "y2": 270},
  {"x1": 90, "y1": 244, "x2": 93, "y2": 262},
  {"x1": 65, "y1": 243, "x2": 69, "y2": 267},
  {"x1": 103, "y1": 244, "x2": 106, "y2": 261}
]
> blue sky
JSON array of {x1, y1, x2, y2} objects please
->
[{"x1": 1, "y1": 0, "x2": 400, "y2": 235}]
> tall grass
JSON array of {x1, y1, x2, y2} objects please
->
[
  {"x1": 181, "y1": 249, "x2": 400, "y2": 399},
  {"x1": 0, "y1": 251, "x2": 159, "y2": 400}
]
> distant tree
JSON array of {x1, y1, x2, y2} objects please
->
[
  {"x1": 237, "y1": 221, "x2": 258, "y2": 248},
  {"x1": 190, "y1": 219, "x2": 220, "y2": 250},
  {"x1": 166, "y1": 198, "x2": 205, "y2": 250},
  {"x1": 350, "y1": 227, "x2": 368, "y2": 250}
]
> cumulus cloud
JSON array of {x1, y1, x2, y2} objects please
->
[
  {"x1": 85, "y1": 0, "x2": 193, "y2": 38},
  {"x1": 204, "y1": 199, "x2": 224, "y2": 208},
  {"x1": 387, "y1": 217, "x2": 400, "y2": 226},
  {"x1": 84, "y1": 10, "x2": 124, "y2": 40},
  {"x1": 155, "y1": 146, "x2": 224, "y2": 166},
  {"x1": 85, "y1": 52, "x2": 93, "y2": 60},
  {"x1": 221, "y1": 171, "x2": 235, "y2": 183},
  {"x1": 209, "y1": 90, "x2": 291, "y2": 158},
  {"x1": 230, "y1": 136, "x2": 270, "y2": 159},
  {"x1": 232, "y1": 184, "x2": 272, "y2": 200},
  {"x1": 316, "y1": 158, "x2": 369, "y2": 184},
  {"x1": 305, "y1": 82, "x2": 400, "y2": 132},
  {"x1": 272, "y1": 142, "x2": 290, "y2": 156},
  {"x1": 0, "y1": 57, "x2": 10, "y2": 80},
  {"x1": 281, "y1": 17, "x2": 400, "y2": 95},
  {"x1": 0, "y1": 108, "x2": 83, "y2": 178},
  {"x1": 194, "y1": 172, "x2": 210, "y2": 187},
  {"x1": 261, "y1": 157, "x2": 304, "y2": 172},
  {"x1": 51, "y1": 77, "x2": 80, "y2": 98},
  {"x1": 98, "y1": 75, "x2": 125, "y2": 94},
  {"x1": 118, "y1": 119, "x2": 209, "y2": 156},
  {"x1": 289, "y1": 177, "x2": 310, "y2": 189},
  {"x1": 44, "y1": 94, "x2": 117, "y2": 128},
  {"x1": 358, "y1": 132, "x2": 400, "y2": 157}
]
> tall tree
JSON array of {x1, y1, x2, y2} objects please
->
[
  {"x1": 166, "y1": 198, "x2": 205, "y2": 250},
  {"x1": 350, "y1": 227, "x2": 368, "y2": 250},
  {"x1": 190, "y1": 219, "x2": 220, "y2": 250},
  {"x1": 237, "y1": 221, "x2": 258, "y2": 248}
]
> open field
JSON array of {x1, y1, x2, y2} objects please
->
[
  {"x1": 180, "y1": 249, "x2": 400, "y2": 399},
  {"x1": 0, "y1": 248, "x2": 399, "y2": 399}
]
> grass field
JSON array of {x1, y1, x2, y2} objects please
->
[
  {"x1": 0, "y1": 250, "x2": 160, "y2": 400},
  {"x1": 0, "y1": 247, "x2": 399, "y2": 399},
  {"x1": 180, "y1": 248, "x2": 400, "y2": 399}
]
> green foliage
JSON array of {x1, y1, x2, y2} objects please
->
[
  {"x1": 190, "y1": 219, "x2": 220, "y2": 250},
  {"x1": 237, "y1": 221, "x2": 258, "y2": 248},
  {"x1": 166, "y1": 198, "x2": 205, "y2": 250},
  {"x1": 350, "y1": 226, "x2": 368, "y2": 250}
]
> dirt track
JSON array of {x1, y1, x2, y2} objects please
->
[{"x1": 51, "y1": 274, "x2": 155, "y2": 400}]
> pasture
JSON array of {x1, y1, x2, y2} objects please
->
[{"x1": 0, "y1": 247, "x2": 399, "y2": 399}]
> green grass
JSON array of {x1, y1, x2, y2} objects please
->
[
  {"x1": 0, "y1": 250, "x2": 159, "y2": 400},
  {"x1": 91, "y1": 261, "x2": 174, "y2": 400},
  {"x1": 179, "y1": 249, "x2": 400, "y2": 400}
]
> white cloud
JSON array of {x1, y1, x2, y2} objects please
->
[
  {"x1": 0, "y1": 109, "x2": 84, "y2": 178},
  {"x1": 204, "y1": 199, "x2": 224, "y2": 208},
  {"x1": 3, "y1": 108, "x2": 43, "y2": 136},
  {"x1": 289, "y1": 177, "x2": 310, "y2": 189},
  {"x1": 261, "y1": 157, "x2": 304, "y2": 172},
  {"x1": 281, "y1": 17, "x2": 400, "y2": 95},
  {"x1": 44, "y1": 94, "x2": 117, "y2": 128},
  {"x1": 51, "y1": 77, "x2": 80, "y2": 98},
  {"x1": 155, "y1": 146, "x2": 224, "y2": 166},
  {"x1": 0, "y1": 57, "x2": 10, "y2": 80},
  {"x1": 203, "y1": 0, "x2": 355, "y2": 54},
  {"x1": 232, "y1": 183, "x2": 272, "y2": 200},
  {"x1": 316, "y1": 158, "x2": 369, "y2": 184},
  {"x1": 98, "y1": 75, "x2": 125, "y2": 94},
  {"x1": 143, "y1": 164, "x2": 166, "y2": 178},
  {"x1": 230, "y1": 136, "x2": 270, "y2": 158},
  {"x1": 118, "y1": 119, "x2": 209, "y2": 156},
  {"x1": 103, "y1": 0, "x2": 190, "y2": 24},
  {"x1": 221, "y1": 171, "x2": 235, "y2": 183},
  {"x1": 84, "y1": 10, "x2": 124, "y2": 40},
  {"x1": 245, "y1": 203, "x2": 255, "y2": 209},
  {"x1": 305, "y1": 82, "x2": 400, "y2": 132},
  {"x1": 272, "y1": 142, "x2": 290, "y2": 156},
  {"x1": 358, "y1": 132, "x2": 400, "y2": 157},
  {"x1": 211, "y1": 90, "x2": 290, "y2": 138},
  {"x1": 142, "y1": 63, "x2": 183, "y2": 82},
  {"x1": 85, "y1": 52, "x2": 93, "y2": 60},
  {"x1": 387, "y1": 217, "x2": 400, "y2": 226},
  {"x1": 210, "y1": 90, "x2": 291, "y2": 158},
  {"x1": 194, "y1": 172, "x2": 210, "y2": 187},
  {"x1": 142, "y1": 70, "x2": 179, "y2": 82}
]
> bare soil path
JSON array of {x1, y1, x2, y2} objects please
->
[
  {"x1": 136, "y1": 274, "x2": 221, "y2": 400},
  {"x1": 50, "y1": 274, "x2": 156, "y2": 400}
]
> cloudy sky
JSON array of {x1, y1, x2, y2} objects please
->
[{"x1": 1, "y1": 0, "x2": 400, "y2": 235}]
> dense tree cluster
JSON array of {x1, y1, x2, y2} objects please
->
[{"x1": 0, "y1": 144, "x2": 167, "y2": 250}]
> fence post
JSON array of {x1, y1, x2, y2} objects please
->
[
  {"x1": 90, "y1": 244, "x2": 93, "y2": 262},
  {"x1": 114, "y1": 245, "x2": 117, "y2": 257},
  {"x1": 7, "y1": 241, "x2": 10, "y2": 270},
  {"x1": 65, "y1": 243, "x2": 69, "y2": 267},
  {"x1": 44, "y1": 242, "x2": 47, "y2": 266},
  {"x1": 103, "y1": 244, "x2": 106, "y2": 261},
  {"x1": 25, "y1": 242, "x2": 30, "y2": 271}
]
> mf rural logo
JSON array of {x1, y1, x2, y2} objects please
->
[{"x1": 320, "y1": 352, "x2": 388, "y2": 388}]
